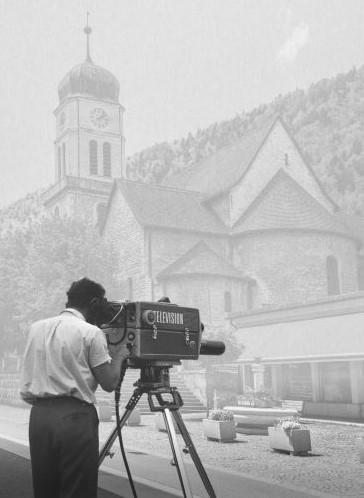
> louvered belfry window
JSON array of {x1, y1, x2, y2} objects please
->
[
  {"x1": 89, "y1": 140, "x2": 98, "y2": 175},
  {"x1": 103, "y1": 142, "x2": 111, "y2": 176}
]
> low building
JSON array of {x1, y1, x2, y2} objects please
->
[{"x1": 232, "y1": 292, "x2": 364, "y2": 420}]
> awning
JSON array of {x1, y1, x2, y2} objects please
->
[{"x1": 236, "y1": 311, "x2": 364, "y2": 364}]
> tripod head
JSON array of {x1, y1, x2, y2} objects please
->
[{"x1": 136, "y1": 361, "x2": 179, "y2": 389}]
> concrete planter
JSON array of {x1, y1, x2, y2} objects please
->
[
  {"x1": 268, "y1": 426, "x2": 311, "y2": 455},
  {"x1": 126, "y1": 409, "x2": 141, "y2": 426},
  {"x1": 97, "y1": 404, "x2": 113, "y2": 422},
  {"x1": 202, "y1": 419, "x2": 236, "y2": 442}
]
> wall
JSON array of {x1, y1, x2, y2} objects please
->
[
  {"x1": 159, "y1": 275, "x2": 243, "y2": 324},
  {"x1": 234, "y1": 231, "x2": 359, "y2": 306},
  {"x1": 303, "y1": 401, "x2": 364, "y2": 419},
  {"x1": 103, "y1": 187, "x2": 151, "y2": 299},
  {"x1": 47, "y1": 185, "x2": 111, "y2": 225}
]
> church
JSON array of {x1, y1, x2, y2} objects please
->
[{"x1": 43, "y1": 27, "x2": 364, "y2": 419}]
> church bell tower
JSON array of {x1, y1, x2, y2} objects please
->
[{"x1": 43, "y1": 17, "x2": 126, "y2": 224}]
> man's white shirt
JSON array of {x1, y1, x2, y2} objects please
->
[{"x1": 20, "y1": 308, "x2": 111, "y2": 404}]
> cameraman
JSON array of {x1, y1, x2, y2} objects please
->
[{"x1": 20, "y1": 277, "x2": 129, "y2": 498}]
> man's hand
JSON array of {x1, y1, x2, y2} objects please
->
[
  {"x1": 108, "y1": 343, "x2": 130, "y2": 359},
  {"x1": 103, "y1": 327, "x2": 126, "y2": 346},
  {"x1": 92, "y1": 344, "x2": 130, "y2": 392}
]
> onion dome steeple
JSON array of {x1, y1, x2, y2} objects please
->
[{"x1": 58, "y1": 14, "x2": 120, "y2": 104}]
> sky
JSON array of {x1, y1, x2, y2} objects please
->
[{"x1": 1, "y1": 0, "x2": 364, "y2": 207}]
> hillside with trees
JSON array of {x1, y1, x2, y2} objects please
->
[{"x1": 126, "y1": 65, "x2": 364, "y2": 215}]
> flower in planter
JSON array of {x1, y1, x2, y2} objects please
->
[
  {"x1": 276, "y1": 416, "x2": 304, "y2": 433},
  {"x1": 208, "y1": 409, "x2": 234, "y2": 422}
]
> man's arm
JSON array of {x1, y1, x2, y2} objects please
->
[{"x1": 92, "y1": 345, "x2": 129, "y2": 392}]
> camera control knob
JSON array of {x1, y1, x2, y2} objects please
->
[
  {"x1": 142, "y1": 310, "x2": 156, "y2": 326},
  {"x1": 127, "y1": 332, "x2": 135, "y2": 341}
]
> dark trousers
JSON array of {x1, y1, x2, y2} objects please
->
[{"x1": 29, "y1": 397, "x2": 99, "y2": 498}]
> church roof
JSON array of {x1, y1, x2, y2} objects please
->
[
  {"x1": 232, "y1": 169, "x2": 356, "y2": 240},
  {"x1": 113, "y1": 180, "x2": 228, "y2": 234},
  {"x1": 165, "y1": 115, "x2": 277, "y2": 197},
  {"x1": 58, "y1": 60, "x2": 120, "y2": 103},
  {"x1": 157, "y1": 241, "x2": 246, "y2": 280},
  {"x1": 165, "y1": 115, "x2": 336, "y2": 213}
]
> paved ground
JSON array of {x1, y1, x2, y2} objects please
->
[{"x1": 1, "y1": 404, "x2": 363, "y2": 497}]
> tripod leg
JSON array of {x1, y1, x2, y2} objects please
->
[
  {"x1": 163, "y1": 408, "x2": 193, "y2": 498},
  {"x1": 98, "y1": 389, "x2": 143, "y2": 466},
  {"x1": 172, "y1": 410, "x2": 217, "y2": 498}
]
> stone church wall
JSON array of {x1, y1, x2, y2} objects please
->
[
  {"x1": 160, "y1": 275, "x2": 243, "y2": 324},
  {"x1": 103, "y1": 187, "x2": 150, "y2": 299},
  {"x1": 51, "y1": 189, "x2": 109, "y2": 221},
  {"x1": 234, "y1": 231, "x2": 359, "y2": 307}
]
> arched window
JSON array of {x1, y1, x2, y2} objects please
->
[
  {"x1": 57, "y1": 147, "x2": 62, "y2": 179},
  {"x1": 62, "y1": 143, "x2": 66, "y2": 176},
  {"x1": 103, "y1": 142, "x2": 111, "y2": 177},
  {"x1": 89, "y1": 140, "x2": 98, "y2": 175},
  {"x1": 224, "y1": 291, "x2": 232, "y2": 313},
  {"x1": 247, "y1": 280, "x2": 257, "y2": 311},
  {"x1": 327, "y1": 255, "x2": 340, "y2": 295},
  {"x1": 96, "y1": 203, "x2": 107, "y2": 226}
]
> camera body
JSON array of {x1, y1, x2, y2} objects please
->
[{"x1": 101, "y1": 300, "x2": 202, "y2": 366}]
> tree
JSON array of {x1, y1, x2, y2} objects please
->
[{"x1": 0, "y1": 215, "x2": 118, "y2": 357}]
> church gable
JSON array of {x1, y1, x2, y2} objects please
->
[
  {"x1": 227, "y1": 118, "x2": 336, "y2": 226},
  {"x1": 158, "y1": 240, "x2": 245, "y2": 280},
  {"x1": 232, "y1": 169, "x2": 352, "y2": 238}
]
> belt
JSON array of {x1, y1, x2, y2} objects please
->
[{"x1": 33, "y1": 396, "x2": 92, "y2": 406}]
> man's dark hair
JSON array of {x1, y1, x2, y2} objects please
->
[{"x1": 66, "y1": 277, "x2": 105, "y2": 309}]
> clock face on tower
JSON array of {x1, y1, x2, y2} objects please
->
[{"x1": 90, "y1": 108, "x2": 109, "y2": 129}]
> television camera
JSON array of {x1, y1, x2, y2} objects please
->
[
  {"x1": 99, "y1": 298, "x2": 225, "y2": 367},
  {"x1": 98, "y1": 298, "x2": 225, "y2": 498}
]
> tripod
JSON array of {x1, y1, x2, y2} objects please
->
[{"x1": 99, "y1": 364, "x2": 216, "y2": 498}]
